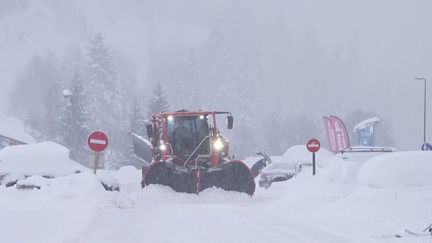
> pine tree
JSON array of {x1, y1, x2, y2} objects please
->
[
  {"x1": 147, "y1": 83, "x2": 169, "y2": 116},
  {"x1": 84, "y1": 32, "x2": 128, "y2": 168},
  {"x1": 130, "y1": 96, "x2": 146, "y2": 134},
  {"x1": 60, "y1": 70, "x2": 88, "y2": 164},
  {"x1": 43, "y1": 78, "x2": 64, "y2": 142},
  {"x1": 173, "y1": 47, "x2": 202, "y2": 110},
  {"x1": 10, "y1": 52, "x2": 65, "y2": 141},
  {"x1": 127, "y1": 96, "x2": 148, "y2": 168},
  {"x1": 85, "y1": 32, "x2": 122, "y2": 122}
]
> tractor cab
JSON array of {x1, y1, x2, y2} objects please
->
[
  {"x1": 146, "y1": 111, "x2": 232, "y2": 167},
  {"x1": 165, "y1": 114, "x2": 210, "y2": 161}
]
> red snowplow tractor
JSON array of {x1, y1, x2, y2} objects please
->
[{"x1": 131, "y1": 110, "x2": 255, "y2": 196}]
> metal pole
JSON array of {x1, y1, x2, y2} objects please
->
[
  {"x1": 415, "y1": 77, "x2": 427, "y2": 144},
  {"x1": 94, "y1": 152, "x2": 99, "y2": 174},
  {"x1": 424, "y1": 78, "x2": 427, "y2": 144},
  {"x1": 312, "y1": 152, "x2": 316, "y2": 176}
]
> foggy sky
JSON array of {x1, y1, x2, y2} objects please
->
[{"x1": 1, "y1": 0, "x2": 432, "y2": 150}]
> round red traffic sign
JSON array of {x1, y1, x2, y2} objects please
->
[
  {"x1": 306, "y1": 138, "x2": 320, "y2": 153},
  {"x1": 88, "y1": 131, "x2": 108, "y2": 152}
]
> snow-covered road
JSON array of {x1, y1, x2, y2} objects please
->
[
  {"x1": 76, "y1": 164, "x2": 432, "y2": 243},
  {"x1": 79, "y1": 186, "x2": 351, "y2": 243}
]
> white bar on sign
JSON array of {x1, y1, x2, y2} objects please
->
[{"x1": 90, "y1": 138, "x2": 107, "y2": 145}]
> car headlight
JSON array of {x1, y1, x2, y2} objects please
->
[{"x1": 213, "y1": 138, "x2": 224, "y2": 151}]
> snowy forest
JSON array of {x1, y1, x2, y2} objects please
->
[{"x1": 2, "y1": 0, "x2": 431, "y2": 168}]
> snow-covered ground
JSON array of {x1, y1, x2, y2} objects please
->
[{"x1": 0, "y1": 142, "x2": 431, "y2": 243}]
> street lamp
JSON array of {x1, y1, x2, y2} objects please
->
[
  {"x1": 415, "y1": 77, "x2": 427, "y2": 144},
  {"x1": 62, "y1": 89, "x2": 73, "y2": 99},
  {"x1": 62, "y1": 89, "x2": 78, "y2": 154}
]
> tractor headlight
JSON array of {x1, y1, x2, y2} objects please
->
[
  {"x1": 159, "y1": 140, "x2": 167, "y2": 151},
  {"x1": 159, "y1": 143, "x2": 167, "y2": 151},
  {"x1": 167, "y1": 115, "x2": 174, "y2": 122},
  {"x1": 213, "y1": 138, "x2": 224, "y2": 151}
]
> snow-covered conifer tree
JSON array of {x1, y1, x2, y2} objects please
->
[
  {"x1": 60, "y1": 69, "x2": 88, "y2": 163},
  {"x1": 130, "y1": 96, "x2": 146, "y2": 134},
  {"x1": 147, "y1": 83, "x2": 169, "y2": 116},
  {"x1": 84, "y1": 32, "x2": 128, "y2": 168},
  {"x1": 173, "y1": 47, "x2": 202, "y2": 110}
]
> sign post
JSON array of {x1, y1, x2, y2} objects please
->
[
  {"x1": 306, "y1": 138, "x2": 320, "y2": 176},
  {"x1": 88, "y1": 131, "x2": 108, "y2": 174}
]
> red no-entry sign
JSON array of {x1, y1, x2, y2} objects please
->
[
  {"x1": 88, "y1": 131, "x2": 108, "y2": 152},
  {"x1": 306, "y1": 138, "x2": 321, "y2": 153},
  {"x1": 306, "y1": 138, "x2": 320, "y2": 176}
]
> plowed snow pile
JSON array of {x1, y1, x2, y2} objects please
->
[{"x1": 0, "y1": 141, "x2": 87, "y2": 176}]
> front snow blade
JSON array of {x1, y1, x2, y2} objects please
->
[
  {"x1": 143, "y1": 161, "x2": 255, "y2": 196},
  {"x1": 143, "y1": 162, "x2": 196, "y2": 193},
  {"x1": 202, "y1": 161, "x2": 255, "y2": 196}
]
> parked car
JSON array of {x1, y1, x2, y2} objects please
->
[
  {"x1": 252, "y1": 152, "x2": 302, "y2": 189},
  {"x1": 336, "y1": 146, "x2": 396, "y2": 162},
  {"x1": 0, "y1": 142, "x2": 88, "y2": 188}
]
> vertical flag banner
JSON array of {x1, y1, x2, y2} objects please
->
[
  {"x1": 323, "y1": 116, "x2": 337, "y2": 154},
  {"x1": 329, "y1": 116, "x2": 350, "y2": 152},
  {"x1": 323, "y1": 116, "x2": 351, "y2": 154}
]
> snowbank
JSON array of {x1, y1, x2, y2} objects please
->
[
  {"x1": 358, "y1": 151, "x2": 432, "y2": 188},
  {"x1": 97, "y1": 166, "x2": 142, "y2": 192},
  {"x1": 0, "y1": 171, "x2": 107, "y2": 243},
  {"x1": 244, "y1": 145, "x2": 334, "y2": 168},
  {"x1": 0, "y1": 141, "x2": 88, "y2": 177},
  {"x1": 283, "y1": 145, "x2": 337, "y2": 169},
  {"x1": 283, "y1": 145, "x2": 334, "y2": 160},
  {"x1": 326, "y1": 158, "x2": 362, "y2": 184},
  {"x1": 0, "y1": 117, "x2": 35, "y2": 143}
]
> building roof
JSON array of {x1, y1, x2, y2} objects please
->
[{"x1": 0, "y1": 117, "x2": 35, "y2": 144}]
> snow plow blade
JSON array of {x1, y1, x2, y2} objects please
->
[
  {"x1": 202, "y1": 161, "x2": 255, "y2": 195},
  {"x1": 143, "y1": 161, "x2": 255, "y2": 196},
  {"x1": 143, "y1": 162, "x2": 196, "y2": 193},
  {"x1": 130, "y1": 132, "x2": 152, "y2": 162}
]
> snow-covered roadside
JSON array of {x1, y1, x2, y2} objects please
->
[
  {"x1": 0, "y1": 172, "x2": 109, "y2": 243},
  {"x1": 0, "y1": 142, "x2": 109, "y2": 243},
  {"x1": 265, "y1": 151, "x2": 432, "y2": 242}
]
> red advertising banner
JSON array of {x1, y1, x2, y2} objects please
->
[
  {"x1": 323, "y1": 116, "x2": 350, "y2": 154},
  {"x1": 323, "y1": 116, "x2": 337, "y2": 154}
]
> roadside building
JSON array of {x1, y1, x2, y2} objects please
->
[{"x1": 0, "y1": 117, "x2": 35, "y2": 149}]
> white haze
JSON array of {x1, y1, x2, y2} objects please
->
[{"x1": 1, "y1": 0, "x2": 432, "y2": 151}]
